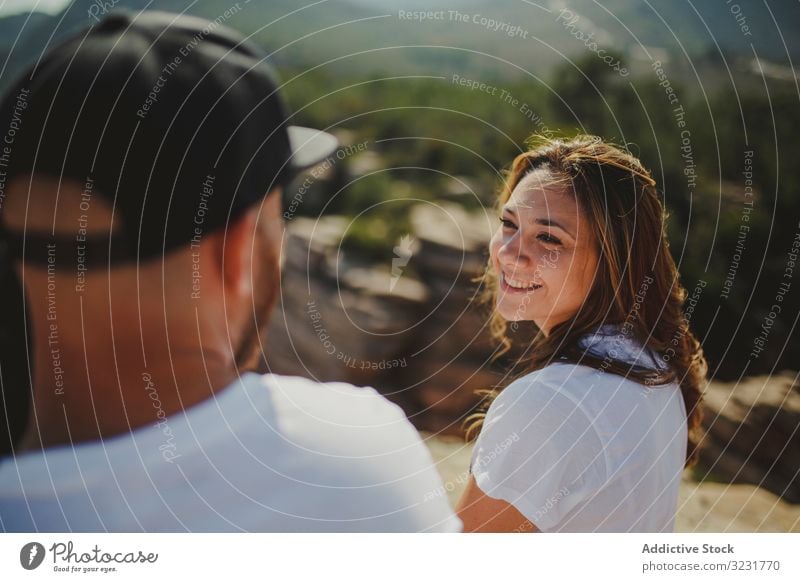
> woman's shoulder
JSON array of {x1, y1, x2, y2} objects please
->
[
  {"x1": 473, "y1": 365, "x2": 611, "y2": 529},
  {"x1": 496, "y1": 362, "x2": 597, "y2": 407},
  {"x1": 494, "y1": 359, "x2": 674, "y2": 429},
  {"x1": 487, "y1": 364, "x2": 602, "y2": 438}
]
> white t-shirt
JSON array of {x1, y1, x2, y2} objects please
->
[
  {"x1": 470, "y1": 323, "x2": 687, "y2": 532},
  {"x1": 0, "y1": 373, "x2": 461, "y2": 532}
]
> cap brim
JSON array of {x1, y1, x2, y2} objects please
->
[{"x1": 287, "y1": 126, "x2": 338, "y2": 171}]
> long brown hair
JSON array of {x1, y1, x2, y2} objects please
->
[{"x1": 466, "y1": 134, "x2": 707, "y2": 468}]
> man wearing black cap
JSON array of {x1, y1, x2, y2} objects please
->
[{"x1": 0, "y1": 11, "x2": 461, "y2": 532}]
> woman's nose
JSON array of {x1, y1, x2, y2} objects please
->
[{"x1": 497, "y1": 232, "x2": 530, "y2": 268}]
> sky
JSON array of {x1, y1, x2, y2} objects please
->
[
  {"x1": 0, "y1": 0, "x2": 481, "y2": 17},
  {"x1": 0, "y1": 0, "x2": 70, "y2": 16}
]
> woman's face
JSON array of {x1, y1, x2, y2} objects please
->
[{"x1": 489, "y1": 169, "x2": 600, "y2": 335}]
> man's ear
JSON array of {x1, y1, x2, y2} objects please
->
[{"x1": 215, "y1": 207, "x2": 259, "y2": 298}]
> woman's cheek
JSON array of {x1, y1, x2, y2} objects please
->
[
  {"x1": 536, "y1": 244, "x2": 562, "y2": 271},
  {"x1": 488, "y1": 230, "x2": 503, "y2": 265}
]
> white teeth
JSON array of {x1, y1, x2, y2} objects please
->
[{"x1": 503, "y1": 273, "x2": 541, "y2": 290}]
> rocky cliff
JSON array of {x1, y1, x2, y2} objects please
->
[{"x1": 264, "y1": 204, "x2": 503, "y2": 434}]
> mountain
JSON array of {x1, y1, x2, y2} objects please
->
[
  {"x1": 0, "y1": 10, "x2": 54, "y2": 77},
  {"x1": 1, "y1": 0, "x2": 797, "y2": 92}
]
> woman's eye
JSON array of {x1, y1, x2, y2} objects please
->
[
  {"x1": 500, "y1": 217, "x2": 517, "y2": 230},
  {"x1": 537, "y1": 233, "x2": 562, "y2": 245}
]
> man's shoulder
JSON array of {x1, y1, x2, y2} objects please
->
[
  {"x1": 260, "y1": 373, "x2": 392, "y2": 401},
  {"x1": 257, "y1": 373, "x2": 407, "y2": 423},
  {"x1": 251, "y1": 373, "x2": 461, "y2": 532},
  {"x1": 251, "y1": 373, "x2": 421, "y2": 454}
]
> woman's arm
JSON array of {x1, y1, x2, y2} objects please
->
[{"x1": 455, "y1": 476, "x2": 539, "y2": 532}]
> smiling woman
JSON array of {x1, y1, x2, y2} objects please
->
[
  {"x1": 492, "y1": 167, "x2": 600, "y2": 330},
  {"x1": 456, "y1": 134, "x2": 708, "y2": 533}
]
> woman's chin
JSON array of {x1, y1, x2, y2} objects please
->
[{"x1": 496, "y1": 303, "x2": 534, "y2": 323}]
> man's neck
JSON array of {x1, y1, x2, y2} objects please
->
[{"x1": 16, "y1": 338, "x2": 240, "y2": 453}]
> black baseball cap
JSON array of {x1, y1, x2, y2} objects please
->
[{"x1": 0, "y1": 10, "x2": 338, "y2": 268}]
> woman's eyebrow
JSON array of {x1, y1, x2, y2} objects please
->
[
  {"x1": 533, "y1": 217, "x2": 574, "y2": 238},
  {"x1": 503, "y1": 206, "x2": 576, "y2": 239}
]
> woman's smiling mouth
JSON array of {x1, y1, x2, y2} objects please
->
[{"x1": 500, "y1": 272, "x2": 542, "y2": 292}]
